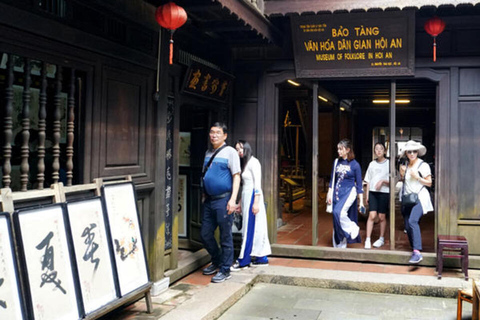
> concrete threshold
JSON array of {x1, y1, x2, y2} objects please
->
[{"x1": 158, "y1": 265, "x2": 476, "y2": 320}]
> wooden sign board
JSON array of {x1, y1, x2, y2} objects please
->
[
  {"x1": 182, "y1": 61, "x2": 234, "y2": 103},
  {"x1": 0, "y1": 213, "x2": 25, "y2": 320},
  {"x1": 66, "y1": 198, "x2": 119, "y2": 315},
  {"x1": 101, "y1": 183, "x2": 149, "y2": 297},
  {"x1": 291, "y1": 11, "x2": 415, "y2": 78}
]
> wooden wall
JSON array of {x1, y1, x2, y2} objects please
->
[{"x1": 0, "y1": 2, "x2": 169, "y2": 281}]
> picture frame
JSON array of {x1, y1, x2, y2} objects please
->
[
  {"x1": 178, "y1": 175, "x2": 188, "y2": 237},
  {"x1": 66, "y1": 197, "x2": 119, "y2": 315},
  {"x1": 101, "y1": 182, "x2": 149, "y2": 296},
  {"x1": 0, "y1": 212, "x2": 26, "y2": 320},
  {"x1": 13, "y1": 204, "x2": 83, "y2": 320},
  {"x1": 179, "y1": 132, "x2": 191, "y2": 167}
]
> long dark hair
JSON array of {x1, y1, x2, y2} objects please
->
[
  {"x1": 235, "y1": 140, "x2": 252, "y2": 172},
  {"x1": 338, "y1": 138, "x2": 355, "y2": 161}
]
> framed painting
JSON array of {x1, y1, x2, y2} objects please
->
[
  {"x1": 178, "y1": 175, "x2": 187, "y2": 237},
  {"x1": 101, "y1": 182, "x2": 149, "y2": 296},
  {"x1": 13, "y1": 204, "x2": 82, "y2": 320},
  {"x1": 0, "y1": 212, "x2": 25, "y2": 320},
  {"x1": 66, "y1": 197, "x2": 119, "y2": 315}
]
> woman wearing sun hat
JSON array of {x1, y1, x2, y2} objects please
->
[{"x1": 399, "y1": 140, "x2": 433, "y2": 264}]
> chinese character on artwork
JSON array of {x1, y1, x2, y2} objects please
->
[
  {"x1": 81, "y1": 223, "x2": 100, "y2": 271},
  {"x1": 210, "y1": 78, "x2": 219, "y2": 95},
  {"x1": 219, "y1": 80, "x2": 228, "y2": 97},
  {"x1": 36, "y1": 232, "x2": 67, "y2": 294},
  {"x1": 114, "y1": 218, "x2": 138, "y2": 261},
  {"x1": 201, "y1": 74, "x2": 212, "y2": 92},
  {"x1": 0, "y1": 278, "x2": 6, "y2": 309},
  {"x1": 188, "y1": 69, "x2": 201, "y2": 89}
]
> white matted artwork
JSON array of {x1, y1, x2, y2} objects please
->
[
  {"x1": 66, "y1": 198, "x2": 119, "y2": 314},
  {"x1": 179, "y1": 132, "x2": 191, "y2": 166},
  {"x1": 0, "y1": 213, "x2": 25, "y2": 320},
  {"x1": 101, "y1": 182, "x2": 149, "y2": 296},
  {"x1": 177, "y1": 175, "x2": 187, "y2": 237},
  {"x1": 13, "y1": 204, "x2": 82, "y2": 320}
]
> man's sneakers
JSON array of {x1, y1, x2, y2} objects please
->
[
  {"x1": 230, "y1": 261, "x2": 250, "y2": 272},
  {"x1": 373, "y1": 237, "x2": 385, "y2": 248},
  {"x1": 202, "y1": 264, "x2": 218, "y2": 275},
  {"x1": 409, "y1": 251, "x2": 423, "y2": 264},
  {"x1": 211, "y1": 271, "x2": 232, "y2": 283},
  {"x1": 364, "y1": 238, "x2": 371, "y2": 249}
]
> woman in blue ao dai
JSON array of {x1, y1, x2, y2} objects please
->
[{"x1": 327, "y1": 139, "x2": 364, "y2": 248}]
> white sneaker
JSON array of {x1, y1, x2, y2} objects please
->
[
  {"x1": 364, "y1": 238, "x2": 371, "y2": 249},
  {"x1": 350, "y1": 225, "x2": 360, "y2": 239},
  {"x1": 373, "y1": 238, "x2": 385, "y2": 248}
]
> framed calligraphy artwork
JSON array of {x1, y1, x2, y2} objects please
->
[
  {"x1": 66, "y1": 198, "x2": 119, "y2": 315},
  {"x1": 13, "y1": 204, "x2": 82, "y2": 320},
  {"x1": 101, "y1": 182, "x2": 149, "y2": 296},
  {"x1": 0, "y1": 212, "x2": 25, "y2": 320}
]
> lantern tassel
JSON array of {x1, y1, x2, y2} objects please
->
[
  {"x1": 169, "y1": 31, "x2": 174, "y2": 65},
  {"x1": 433, "y1": 37, "x2": 437, "y2": 62}
]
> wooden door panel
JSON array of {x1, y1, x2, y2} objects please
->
[{"x1": 98, "y1": 66, "x2": 154, "y2": 183}]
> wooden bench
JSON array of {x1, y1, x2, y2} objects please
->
[
  {"x1": 437, "y1": 235, "x2": 468, "y2": 280},
  {"x1": 280, "y1": 177, "x2": 306, "y2": 212}
]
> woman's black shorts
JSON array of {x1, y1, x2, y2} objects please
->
[{"x1": 368, "y1": 191, "x2": 389, "y2": 214}]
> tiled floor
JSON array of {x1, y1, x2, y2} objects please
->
[{"x1": 277, "y1": 195, "x2": 435, "y2": 252}]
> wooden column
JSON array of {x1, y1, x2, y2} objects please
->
[
  {"x1": 20, "y1": 58, "x2": 32, "y2": 191},
  {"x1": 52, "y1": 66, "x2": 62, "y2": 184},
  {"x1": 2, "y1": 54, "x2": 14, "y2": 188},
  {"x1": 37, "y1": 62, "x2": 48, "y2": 189},
  {"x1": 312, "y1": 82, "x2": 318, "y2": 246},
  {"x1": 66, "y1": 69, "x2": 76, "y2": 186},
  {"x1": 389, "y1": 80, "x2": 396, "y2": 250}
]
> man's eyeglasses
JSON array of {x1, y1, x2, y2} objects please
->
[
  {"x1": 406, "y1": 150, "x2": 418, "y2": 154},
  {"x1": 209, "y1": 130, "x2": 224, "y2": 136}
]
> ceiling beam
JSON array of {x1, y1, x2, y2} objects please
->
[{"x1": 215, "y1": 0, "x2": 283, "y2": 45}]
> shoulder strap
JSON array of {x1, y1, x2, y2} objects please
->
[
  {"x1": 331, "y1": 158, "x2": 339, "y2": 187},
  {"x1": 202, "y1": 144, "x2": 227, "y2": 178}
]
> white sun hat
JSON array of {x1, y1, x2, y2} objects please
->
[{"x1": 402, "y1": 140, "x2": 426, "y2": 157}]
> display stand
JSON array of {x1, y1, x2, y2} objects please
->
[{"x1": 0, "y1": 176, "x2": 153, "y2": 319}]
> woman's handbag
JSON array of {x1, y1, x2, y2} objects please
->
[
  {"x1": 326, "y1": 158, "x2": 338, "y2": 213},
  {"x1": 400, "y1": 163, "x2": 424, "y2": 208},
  {"x1": 233, "y1": 212, "x2": 243, "y2": 230},
  {"x1": 401, "y1": 193, "x2": 419, "y2": 207}
]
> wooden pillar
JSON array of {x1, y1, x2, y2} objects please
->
[
  {"x1": 312, "y1": 82, "x2": 318, "y2": 246},
  {"x1": 52, "y1": 66, "x2": 62, "y2": 184},
  {"x1": 66, "y1": 69, "x2": 76, "y2": 186},
  {"x1": 2, "y1": 54, "x2": 14, "y2": 188},
  {"x1": 389, "y1": 80, "x2": 396, "y2": 250},
  {"x1": 37, "y1": 62, "x2": 48, "y2": 190},
  {"x1": 20, "y1": 58, "x2": 32, "y2": 191}
]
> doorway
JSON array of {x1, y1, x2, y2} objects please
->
[
  {"x1": 276, "y1": 78, "x2": 437, "y2": 253},
  {"x1": 178, "y1": 103, "x2": 220, "y2": 250}
]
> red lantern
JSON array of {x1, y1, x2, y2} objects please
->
[
  {"x1": 424, "y1": 16, "x2": 446, "y2": 62},
  {"x1": 155, "y1": 2, "x2": 188, "y2": 65}
]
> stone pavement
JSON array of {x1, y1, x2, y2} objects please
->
[{"x1": 99, "y1": 257, "x2": 479, "y2": 320}]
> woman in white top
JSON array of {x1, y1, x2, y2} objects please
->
[
  {"x1": 399, "y1": 140, "x2": 433, "y2": 264},
  {"x1": 231, "y1": 140, "x2": 271, "y2": 271},
  {"x1": 364, "y1": 143, "x2": 390, "y2": 249}
]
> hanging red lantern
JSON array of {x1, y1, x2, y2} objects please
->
[
  {"x1": 424, "y1": 16, "x2": 446, "y2": 62},
  {"x1": 155, "y1": 2, "x2": 188, "y2": 65}
]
